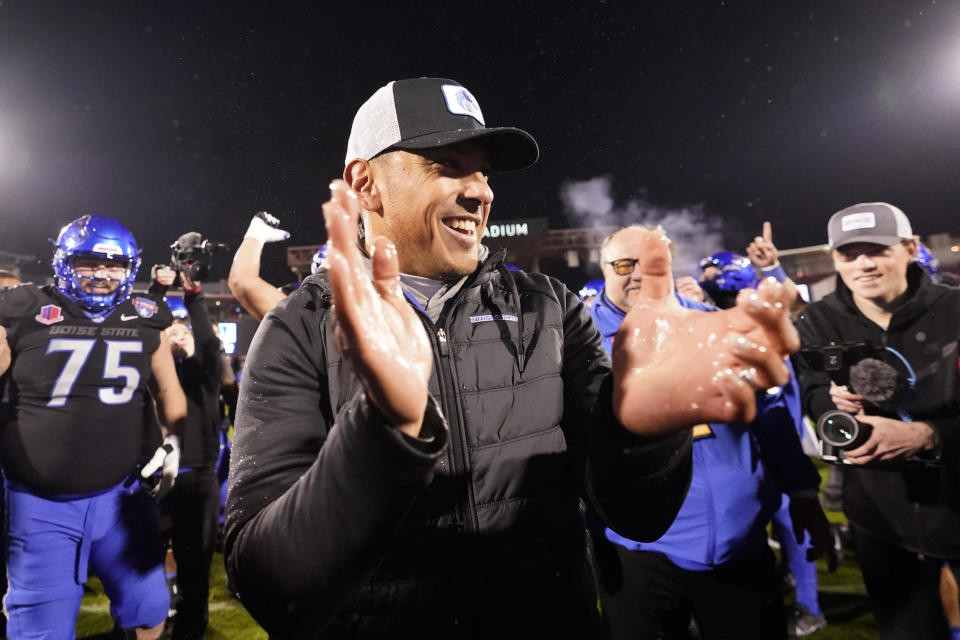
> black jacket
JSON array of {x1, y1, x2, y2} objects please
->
[
  {"x1": 224, "y1": 249, "x2": 693, "y2": 638},
  {"x1": 176, "y1": 291, "x2": 223, "y2": 469},
  {"x1": 794, "y1": 265, "x2": 960, "y2": 558}
]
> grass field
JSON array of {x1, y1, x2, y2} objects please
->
[
  {"x1": 76, "y1": 514, "x2": 879, "y2": 639},
  {"x1": 77, "y1": 462, "x2": 880, "y2": 639},
  {"x1": 77, "y1": 554, "x2": 267, "y2": 640}
]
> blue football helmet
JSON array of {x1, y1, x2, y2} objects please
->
[
  {"x1": 311, "y1": 243, "x2": 330, "y2": 275},
  {"x1": 164, "y1": 295, "x2": 189, "y2": 319},
  {"x1": 698, "y1": 251, "x2": 756, "y2": 293},
  {"x1": 52, "y1": 215, "x2": 141, "y2": 313},
  {"x1": 579, "y1": 278, "x2": 604, "y2": 300},
  {"x1": 915, "y1": 242, "x2": 939, "y2": 279}
]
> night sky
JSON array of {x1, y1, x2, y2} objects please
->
[{"x1": 2, "y1": 1, "x2": 959, "y2": 284}]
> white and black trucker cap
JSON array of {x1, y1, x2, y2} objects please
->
[
  {"x1": 344, "y1": 77, "x2": 539, "y2": 171},
  {"x1": 827, "y1": 202, "x2": 914, "y2": 250}
]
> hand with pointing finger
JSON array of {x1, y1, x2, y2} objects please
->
[
  {"x1": 611, "y1": 228, "x2": 799, "y2": 436},
  {"x1": 746, "y1": 221, "x2": 779, "y2": 269}
]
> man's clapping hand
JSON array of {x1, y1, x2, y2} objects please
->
[{"x1": 321, "y1": 180, "x2": 432, "y2": 438}]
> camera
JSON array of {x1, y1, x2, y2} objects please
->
[
  {"x1": 816, "y1": 410, "x2": 872, "y2": 462},
  {"x1": 169, "y1": 232, "x2": 228, "y2": 283},
  {"x1": 800, "y1": 342, "x2": 915, "y2": 464}
]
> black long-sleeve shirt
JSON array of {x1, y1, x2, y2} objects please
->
[{"x1": 175, "y1": 292, "x2": 223, "y2": 469}]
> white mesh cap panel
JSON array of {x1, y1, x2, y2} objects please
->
[
  {"x1": 344, "y1": 82, "x2": 401, "y2": 164},
  {"x1": 888, "y1": 204, "x2": 913, "y2": 237}
]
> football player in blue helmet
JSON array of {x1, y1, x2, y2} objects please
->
[
  {"x1": 915, "y1": 242, "x2": 940, "y2": 280},
  {"x1": 697, "y1": 250, "x2": 756, "y2": 309},
  {"x1": 578, "y1": 278, "x2": 603, "y2": 309},
  {"x1": 52, "y1": 214, "x2": 141, "y2": 316},
  {"x1": 1, "y1": 214, "x2": 185, "y2": 638},
  {"x1": 311, "y1": 242, "x2": 330, "y2": 275}
]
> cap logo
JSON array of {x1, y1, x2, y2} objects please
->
[
  {"x1": 840, "y1": 212, "x2": 877, "y2": 232},
  {"x1": 441, "y1": 84, "x2": 485, "y2": 125}
]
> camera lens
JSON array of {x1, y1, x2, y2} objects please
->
[{"x1": 817, "y1": 410, "x2": 862, "y2": 447}]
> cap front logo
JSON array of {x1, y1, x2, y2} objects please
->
[
  {"x1": 840, "y1": 212, "x2": 877, "y2": 232},
  {"x1": 441, "y1": 85, "x2": 485, "y2": 125}
]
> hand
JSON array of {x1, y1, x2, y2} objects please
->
[
  {"x1": 0, "y1": 325, "x2": 10, "y2": 376},
  {"x1": 746, "y1": 221, "x2": 778, "y2": 269},
  {"x1": 829, "y1": 381, "x2": 864, "y2": 413},
  {"x1": 844, "y1": 416, "x2": 939, "y2": 464},
  {"x1": 244, "y1": 212, "x2": 291, "y2": 245},
  {"x1": 322, "y1": 180, "x2": 432, "y2": 438},
  {"x1": 141, "y1": 434, "x2": 181, "y2": 498},
  {"x1": 151, "y1": 265, "x2": 177, "y2": 288},
  {"x1": 788, "y1": 495, "x2": 833, "y2": 561},
  {"x1": 613, "y1": 246, "x2": 799, "y2": 435},
  {"x1": 179, "y1": 271, "x2": 201, "y2": 294},
  {"x1": 675, "y1": 276, "x2": 704, "y2": 302}
]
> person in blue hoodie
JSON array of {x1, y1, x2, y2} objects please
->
[
  {"x1": 589, "y1": 224, "x2": 831, "y2": 640},
  {"x1": 700, "y1": 224, "x2": 830, "y2": 637}
]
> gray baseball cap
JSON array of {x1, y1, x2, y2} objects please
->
[
  {"x1": 827, "y1": 202, "x2": 914, "y2": 250},
  {"x1": 344, "y1": 77, "x2": 539, "y2": 171}
]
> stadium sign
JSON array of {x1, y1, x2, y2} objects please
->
[{"x1": 482, "y1": 218, "x2": 548, "y2": 239}]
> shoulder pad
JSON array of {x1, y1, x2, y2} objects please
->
[{"x1": 0, "y1": 283, "x2": 47, "y2": 322}]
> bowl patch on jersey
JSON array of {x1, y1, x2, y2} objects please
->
[
  {"x1": 35, "y1": 304, "x2": 64, "y2": 325},
  {"x1": 132, "y1": 297, "x2": 158, "y2": 318}
]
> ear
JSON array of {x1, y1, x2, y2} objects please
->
[
  {"x1": 344, "y1": 159, "x2": 382, "y2": 213},
  {"x1": 904, "y1": 238, "x2": 919, "y2": 259}
]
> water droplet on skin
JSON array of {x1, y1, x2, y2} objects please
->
[{"x1": 690, "y1": 402, "x2": 699, "y2": 410}]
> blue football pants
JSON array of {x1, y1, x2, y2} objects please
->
[{"x1": 4, "y1": 479, "x2": 169, "y2": 639}]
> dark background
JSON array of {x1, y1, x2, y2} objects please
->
[{"x1": 2, "y1": 1, "x2": 958, "y2": 285}]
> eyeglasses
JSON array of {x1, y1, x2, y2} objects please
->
[{"x1": 606, "y1": 258, "x2": 640, "y2": 276}]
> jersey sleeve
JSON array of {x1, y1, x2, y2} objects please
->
[
  {"x1": 154, "y1": 298, "x2": 174, "y2": 329},
  {"x1": 0, "y1": 284, "x2": 44, "y2": 345}
]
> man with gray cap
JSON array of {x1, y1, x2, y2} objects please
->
[
  {"x1": 224, "y1": 77, "x2": 800, "y2": 638},
  {"x1": 794, "y1": 202, "x2": 960, "y2": 640}
]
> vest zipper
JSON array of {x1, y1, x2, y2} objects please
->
[
  {"x1": 437, "y1": 328, "x2": 449, "y2": 356},
  {"x1": 433, "y1": 321, "x2": 478, "y2": 534}
]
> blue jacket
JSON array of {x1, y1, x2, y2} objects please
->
[{"x1": 589, "y1": 289, "x2": 819, "y2": 570}]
